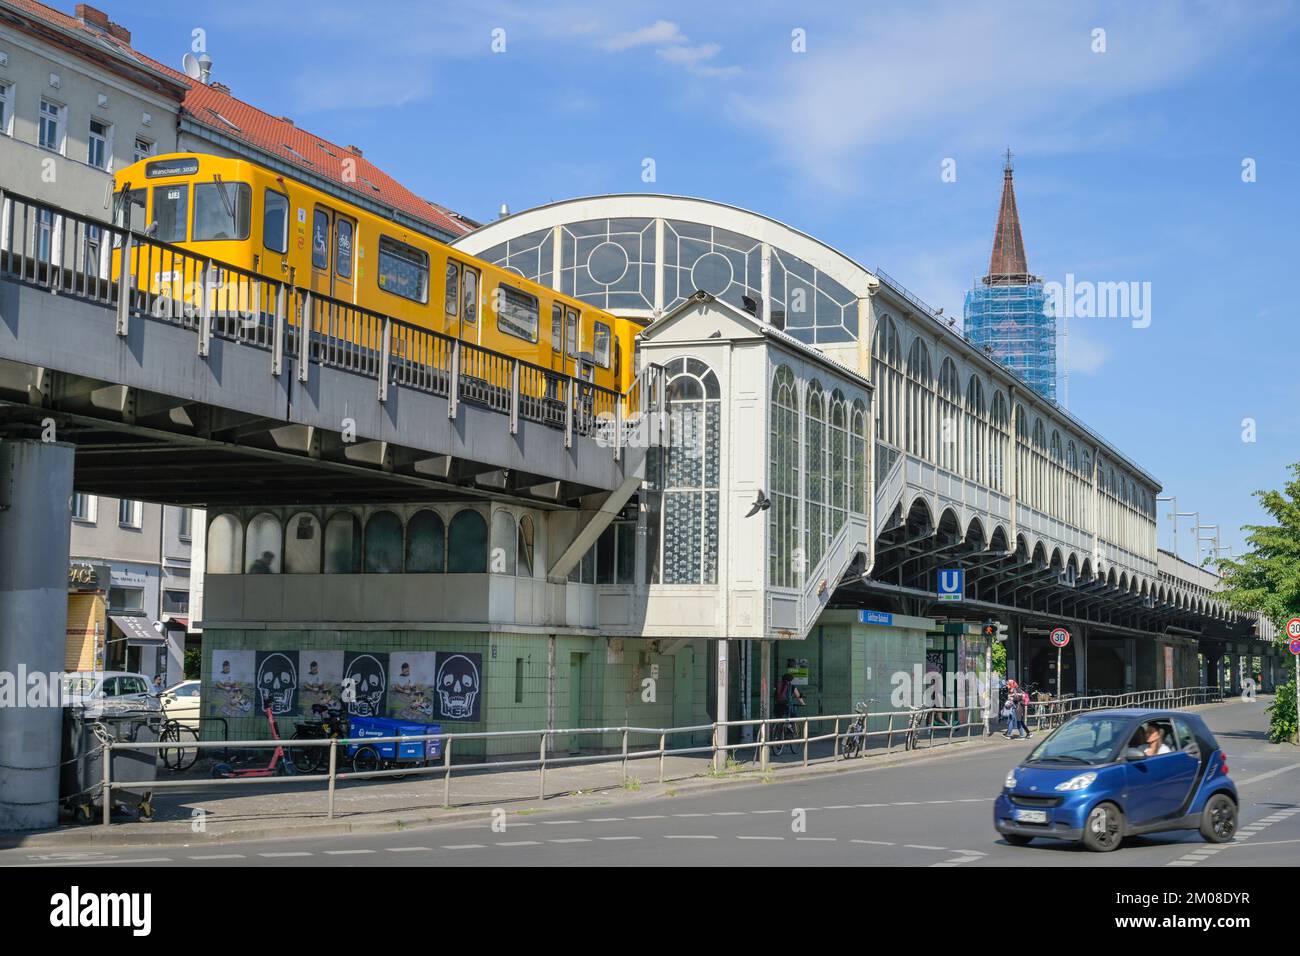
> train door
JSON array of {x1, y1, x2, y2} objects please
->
[
  {"x1": 333, "y1": 213, "x2": 356, "y2": 304},
  {"x1": 309, "y1": 206, "x2": 333, "y2": 297},
  {"x1": 442, "y1": 259, "x2": 480, "y2": 344}
]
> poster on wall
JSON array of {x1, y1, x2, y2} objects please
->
[
  {"x1": 785, "y1": 657, "x2": 810, "y2": 687},
  {"x1": 342, "y1": 651, "x2": 389, "y2": 717},
  {"x1": 254, "y1": 650, "x2": 301, "y2": 717},
  {"x1": 386, "y1": 652, "x2": 439, "y2": 720},
  {"x1": 431, "y1": 651, "x2": 483, "y2": 722},
  {"x1": 208, "y1": 650, "x2": 255, "y2": 718},
  {"x1": 299, "y1": 651, "x2": 345, "y2": 714}
]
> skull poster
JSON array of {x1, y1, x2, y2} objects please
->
[
  {"x1": 342, "y1": 651, "x2": 388, "y2": 718},
  {"x1": 386, "y1": 652, "x2": 438, "y2": 721},
  {"x1": 255, "y1": 650, "x2": 300, "y2": 716},
  {"x1": 208, "y1": 650, "x2": 254, "y2": 718},
  {"x1": 433, "y1": 652, "x2": 482, "y2": 721},
  {"x1": 299, "y1": 651, "x2": 344, "y2": 715}
]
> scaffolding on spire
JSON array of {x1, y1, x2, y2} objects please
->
[{"x1": 964, "y1": 152, "x2": 1057, "y2": 402}]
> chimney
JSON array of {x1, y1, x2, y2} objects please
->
[
  {"x1": 278, "y1": 116, "x2": 294, "y2": 127},
  {"x1": 75, "y1": 5, "x2": 130, "y2": 44},
  {"x1": 346, "y1": 144, "x2": 364, "y2": 157},
  {"x1": 75, "y1": 4, "x2": 109, "y2": 30},
  {"x1": 210, "y1": 81, "x2": 231, "y2": 95}
]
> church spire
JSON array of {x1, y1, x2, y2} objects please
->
[{"x1": 985, "y1": 148, "x2": 1031, "y2": 284}]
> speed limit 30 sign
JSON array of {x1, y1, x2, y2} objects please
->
[
  {"x1": 1287, "y1": 617, "x2": 1300, "y2": 655},
  {"x1": 1050, "y1": 627, "x2": 1070, "y2": 648}
]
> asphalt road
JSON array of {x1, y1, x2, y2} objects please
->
[{"x1": 4, "y1": 698, "x2": 1297, "y2": 867}]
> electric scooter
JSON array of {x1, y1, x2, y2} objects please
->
[{"x1": 211, "y1": 706, "x2": 293, "y2": 778}]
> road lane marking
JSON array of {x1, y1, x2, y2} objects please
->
[
  {"x1": 386, "y1": 847, "x2": 430, "y2": 852},
  {"x1": 259, "y1": 852, "x2": 312, "y2": 858},
  {"x1": 498, "y1": 841, "x2": 539, "y2": 847},
  {"x1": 1237, "y1": 763, "x2": 1300, "y2": 787},
  {"x1": 549, "y1": 838, "x2": 590, "y2": 843},
  {"x1": 664, "y1": 834, "x2": 716, "y2": 839},
  {"x1": 443, "y1": 844, "x2": 485, "y2": 849},
  {"x1": 851, "y1": 839, "x2": 896, "y2": 846},
  {"x1": 598, "y1": 836, "x2": 641, "y2": 841},
  {"x1": 737, "y1": 836, "x2": 783, "y2": 841},
  {"x1": 630, "y1": 815, "x2": 666, "y2": 820},
  {"x1": 188, "y1": 854, "x2": 245, "y2": 860},
  {"x1": 324, "y1": 849, "x2": 374, "y2": 855},
  {"x1": 587, "y1": 817, "x2": 624, "y2": 822}
]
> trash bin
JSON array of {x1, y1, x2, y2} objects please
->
[{"x1": 60, "y1": 701, "x2": 163, "y2": 823}]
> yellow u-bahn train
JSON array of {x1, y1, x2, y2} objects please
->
[{"x1": 111, "y1": 152, "x2": 640, "y2": 395}]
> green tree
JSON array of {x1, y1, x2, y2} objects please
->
[
  {"x1": 1216, "y1": 461, "x2": 1300, "y2": 743},
  {"x1": 1216, "y1": 462, "x2": 1300, "y2": 632}
]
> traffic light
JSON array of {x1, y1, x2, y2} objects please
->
[{"x1": 982, "y1": 619, "x2": 1009, "y2": 642}]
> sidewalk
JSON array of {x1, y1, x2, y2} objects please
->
[{"x1": 0, "y1": 698, "x2": 1240, "y2": 849}]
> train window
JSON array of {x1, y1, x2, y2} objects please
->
[
  {"x1": 151, "y1": 184, "x2": 188, "y2": 243},
  {"x1": 335, "y1": 219, "x2": 353, "y2": 278},
  {"x1": 593, "y1": 322, "x2": 612, "y2": 368},
  {"x1": 112, "y1": 188, "x2": 146, "y2": 247},
  {"x1": 551, "y1": 304, "x2": 563, "y2": 351},
  {"x1": 445, "y1": 262, "x2": 459, "y2": 317},
  {"x1": 263, "y1": 189, "x2": 289, "y2": 253},
  {"x1": 311, "y1": 209, "x2": 329, "y2": 270},
  {"x1": 463, "y1": 267, "x2": 479, "y2": 323},
  {"x1": 566, "y1": 308, "x2": 578, "y2": 357},
  {"x1": 497, "y1": 285, "x2": 539, "y2": 342},
  {"x1": 378, "y1": 235, "x2": 428, "y2": 302},
  {"x1": 192, "y1": 181, "x2": 251, "y2": 241},
  {"x1": 614, "y1": 338, "x2": 622, "y2": 380}
]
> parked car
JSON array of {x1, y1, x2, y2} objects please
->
[
  {"x1": 993, "y1": 708, "x2": 1238, "y2": 852},
  {"x1": 61, "y1": 671, "x2": 160, "y2": 712},
  {"x1": 159, "y1": 680, "x2": 202, "y2": 728}
]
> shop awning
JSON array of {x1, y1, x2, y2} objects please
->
[{"x1": 110, "y1": 615, "x2": 165, "y2": 645}]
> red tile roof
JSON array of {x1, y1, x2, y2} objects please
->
[{"x1": 2, "y1": 0, "x2": 475, "y2": 237}]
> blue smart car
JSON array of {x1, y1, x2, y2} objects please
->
[{"x1": 993, "y1": 708, "x2": 1238, "y2": 852}]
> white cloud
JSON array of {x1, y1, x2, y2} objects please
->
[
  {"x1": 603, "y1": 19, "x2": 685, "y2": 51},
  {"x1": 730, "y1": 0, "x2": 1290, "y2": 192},
  {"x1": 1063, "y1": 328, "x2": 1112, "y2": 375}
]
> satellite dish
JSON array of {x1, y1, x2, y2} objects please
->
[{"x1": 182, "y1": 52, "x2": 202, "y2": 79}]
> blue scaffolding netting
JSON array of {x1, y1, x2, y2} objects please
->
[{"x1": 963, "y1": 281, "x2": 1057, "y2": 402}]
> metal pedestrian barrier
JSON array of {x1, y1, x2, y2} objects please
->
[{"x1": 90, "y1": 684, "x2": 1226, "y2": 826}]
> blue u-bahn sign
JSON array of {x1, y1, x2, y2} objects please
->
[{"x1": 937, "y1": 568, "x2": 964, "y2": 602}]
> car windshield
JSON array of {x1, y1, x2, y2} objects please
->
[
  {"x1": 62, "y1": 677, "x2": 97, "y2": 696},
  {"x1": 1025, "y1": 715, "x2": 1130, "y2": 765}
]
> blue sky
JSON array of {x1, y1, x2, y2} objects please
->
[{"x1": 112, "y1": 0, "x2": 1300, "y2": 561}]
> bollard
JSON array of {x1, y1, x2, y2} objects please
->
[
  {"x1": 327, "y1": 740, "x2": 337, "y2": 820},
  {"x1": 101, "y1": 740, "x2": 112, "y2": 826},
  {"x1": 538, "y1": 733, "x2": 547, "y2": 801}
]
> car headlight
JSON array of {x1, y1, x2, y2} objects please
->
[
  {"x1": 1004, "y1": 770, "x2": 1017, "y2": 789},
  {"x1": 1054, "y1": 772, "x2": 1096, "y2": 791}
]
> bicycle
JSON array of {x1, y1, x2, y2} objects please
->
[
  {"x1": 289, "y1": 703, "x2": 349, "y2": 774},
  {"x1": 158, "y1": 719, "x2": 199, "y2": 771},
  {"x1": 903, "y1": 705, "x2": 926, "y2": 751},
  {"x1": 842, "y1": 698, "x2": 877, "y2": 759}
]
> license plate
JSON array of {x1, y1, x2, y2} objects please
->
[{"x1": 1014, "y1": 809, "x2": 1047, "y2": 823}]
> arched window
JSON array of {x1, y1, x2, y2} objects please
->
[
  {"x1": 405, "y1": 509, "x2": 445, "y2": 572},
  {"x1": 937, "y1": 358, "x2": 960, "y2": 474},
  {"x1": 207, "y1": 514, "x2": 243, "y2": 574},
  {"x1": 905, "y1": 338, "x2": 933, "y2": 459},
  {"x1": 324, "y1": 513, "x2": 363, "y2": 573},
  {"x1": 770, "y1": 365, "x2": 800, "y2": 588},
  {"x1": 364, "y1": 510, "x2": 403, "y2": 573},
  {"x1": 851, "y1": 400, "x2": 867, "y2": 514},
  {"x1": 872, "y1": 315, "x2": 901, "y2": 448},
  {"x1": 244, "y1": 512, "x2": 282, "y2": 573},
  {"x1": 284, "y1": 513, "x2": 322, "y2": 573},
  {"x1": 490, "y1": 511, "x2": 518, "y2": 575},
  {"x1": 989, "y1": 391, "x2": 1009, "y2": 491},
  {"x1": 659, "y1": 356, "x2": 720, "y2": 584},
  {"x1": 447, "y1": 509, "x2": 488, "y2": 573},
  {"x1": 829, "y1": 389, "x2": 849, "y2": 540},
  {"x1": 804, "y1": 379, "x2": 828, "y2": 572},
  {"x1": 517, "y1": 514, "x2": 535, "y2": 577},
  {"x1": 964, "y1": 375, "x2": 985, "y2": 483}
]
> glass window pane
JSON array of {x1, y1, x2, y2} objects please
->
[
  {"x1": 245, "y1": 513, "x2": 281, "y2": 573},
  {"x1": 263, "y1": 190, "x2": 288, "y2": 253},
  {"x1": 447, "y1": 510, "x2": 487, "y2": 573},
  {"x1": 490, "y1": 511, "x2": 517, "y2": 574},
  {"x1": 312, "y1": 210, "x2": 329, "y2": 270},
  {"x1": 405, "y1": 509, "x2": 445, "y2": 572},
  {"x1": 152, "y1": 184, "x2": 188, "y2": 243},
  {"x1": 284, "y1": 513, "x2": 321, "y2": 573},
  {"x1": 364, "y1": 511, "x2": 403, "y2": 573},
  {"x1": 335, "y1": 219, "x2": 353, "y2": 278},
  {"x1": 378, "y1": 236, "x2": 428, "y2": 302},
  {"x1": 324, "y1": 513, "x2": 362, "y2": 573},
  {"x1": 192, "y1": 182, "x2": 251, "y2": 242}
]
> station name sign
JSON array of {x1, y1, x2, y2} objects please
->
[
  {"x1": 145, "y1": 157, "x2": 200, "y2": 178},
  {"x1": 859, "y1": 609, "x2": 894, "y2": 626}
]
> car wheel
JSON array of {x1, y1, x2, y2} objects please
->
[
  {"x1": 1081, "y1": 802, "x2": 1124, "y2": 852},
  {"x1": 1199, "y1": 794, "x2": 1237, "y2": 844},
  {"x1": 1003, "y1": 834, "x2": 1034, "y2": 847}
]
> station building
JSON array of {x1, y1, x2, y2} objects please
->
[{"x1": 197, "y1": 193, "x2": 1280, "y2": 752}]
